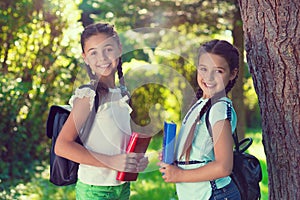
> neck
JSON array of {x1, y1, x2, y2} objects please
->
[
  {"x1": 98, "y1": 75, "x2": 116, "y2": 88},
  {"x1": 202, "y1": 91, "x2": 227, "y2": 100}
]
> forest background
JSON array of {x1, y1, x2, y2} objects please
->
[{"x1": 1, "y1": 0, "x2": 268, "y2": 199}]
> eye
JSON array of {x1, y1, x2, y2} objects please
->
[
  {"x1": 107, "y1": 47, "x2": 114, "y2": 52},
  {"x1": 103, "y1": 46, "x2": 114, "y2": 53},
  {"x1": 215, "y1": 69, "x2": 224, "y2": 74},
  {"x1": 197, "y1": 66, "x2": 207, "y2": 72},
  {"x1": 90, "y1": 50, "x2": 97, "y2": 56}
]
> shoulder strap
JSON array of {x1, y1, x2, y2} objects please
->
[
  {"x1": 205, "y1": 100, "x2": 253, "y2": 153},
  {"x1": 78, "y1": 90, "x2": 99, "y2": 144},
  {"x1": 205, "y1": 100, "x2": 231, "y2": 134},
  {"x1": 205, "y1": 100, "x2": 240, "y2": 149}
]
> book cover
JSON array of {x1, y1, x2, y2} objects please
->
[
  {"x1": 163, "y1": 121, "x2": 177, "y2": 164},
  {"x1": 116, "y1": 132, "x2": 151, "y2": 181}
]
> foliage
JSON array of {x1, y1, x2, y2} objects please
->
[
  {"x1": 0, "y1": 0, "x2": 82, "y2": 190},
  {"x1": 0, "y1": 0, "x2": 262, "y2": 196},
  {"x1": 244, "y1": 77, "x2": 261, "y2": 128}
]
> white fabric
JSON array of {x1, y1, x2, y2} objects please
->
[
  {"x1": 69, "y1": 87, "x2": 132, "y2": 186},
  {"x1": 69, "y1": 87, "x2": 96, "y2": 111}
]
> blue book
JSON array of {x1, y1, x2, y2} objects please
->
[{"x1": 163, "y1": 121, "x2": 177, "y2": 164}]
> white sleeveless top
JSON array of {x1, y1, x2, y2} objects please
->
[{"x1": 69, "y1": 86, "x2": 132, "y2": 186}]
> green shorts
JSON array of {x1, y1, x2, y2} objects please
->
[{"x1": 76, "y1": 180, "x2": 130, "y2": 200}]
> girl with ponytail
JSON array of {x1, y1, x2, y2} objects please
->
[
  {"x1": 55, "y1": 22, "x2": 148, "y2": 200},
  {"x1": 159, "y1": 40, "x2": 241, "y2": 200}
]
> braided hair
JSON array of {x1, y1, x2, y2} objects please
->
[
  {"x1": 181, "y1": 40, "x2": 240, "y2": 161},
  {"x1": 80, "y1": 22, "x2": 129, "y2": 98}
]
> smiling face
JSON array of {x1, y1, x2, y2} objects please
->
[
  {"x1": 197, "y1": 53, "x2": 237, "y2": 99},
  {"x1": 82, "y1": 33, "x2": 121, "y2": 78}
]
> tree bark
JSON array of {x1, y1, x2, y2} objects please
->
[{"x1": 238, "y1": 0, "x2": 300, "y2": 199}]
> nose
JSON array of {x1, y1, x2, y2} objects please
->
[
  {"x1": 207, "y1": 71, "x2": 215, "y2": 81},
  {"x1": 96, "y1": 50, "x2": 108, "y2": 63}
]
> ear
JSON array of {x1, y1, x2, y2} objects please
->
[
  {"x1": 82, "y1": 53, "x2": 89, "y2": 65},
  {"x1": 230, "y1": 68, "x2": 239, "y2": 81}
]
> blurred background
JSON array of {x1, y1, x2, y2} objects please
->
[{"x1": 0, "y1": 0, "x2": 266, "y2": 199}]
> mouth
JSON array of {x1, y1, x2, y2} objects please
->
[
  {"x1": 96, "y1": 63, "x2": 111, "y2": 69},
  {"x1": 203, "y1": 81, "x2": 216, "y2": 88}
]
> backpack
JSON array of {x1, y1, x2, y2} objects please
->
[
  {"x1": 46, "y1": 89, "x2": 99, "y2": 186},
  {"x1": 205, "y1": 100, "x2": 263, "y2": 200}
]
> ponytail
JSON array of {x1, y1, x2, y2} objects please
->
[{"x1": 116, "y1": 57, "x2": 130, "y2": 100}]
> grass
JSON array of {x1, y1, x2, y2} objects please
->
[
  {"x1": 245, "y1": 129, "x2": 268, "y2": 200},
  {"x1": 1, "y1": 129, "x2": 268, "y2": 200}
]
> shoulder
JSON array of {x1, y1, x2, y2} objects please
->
[
  {"x1": 69, "y1": 84, "x2": 96, "y2": 111},
  {"x1": 210, "y1": 98, "x2": 233, "y2": 114},
  {"x1": 208, "y1": 97, "x2": 235, "y2": 126}
]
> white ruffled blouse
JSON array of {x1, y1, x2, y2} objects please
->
[{"x1": 69, "y1": 86, "x2": 132, "y2": 186}]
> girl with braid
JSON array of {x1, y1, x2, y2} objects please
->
[
  {"x1": 159, "y1": 40, "x2": 241, "y2": 199},
  {"x1": 55, "y1": 22, "x2": 148, "y2": 200}
]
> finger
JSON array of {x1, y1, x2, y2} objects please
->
[
  {"x1": 126, "y1": 156, "x2": 138, "y2": 165},
  {"x1": 157, "y1": 161, "x2": 167, "y2": 167},
  {"x1": 137, "y1": 158, "x2": 149, "y2": 168},
  {"x1": 160, "y1": 162, "x2": 169, "y2": 168},
  {"x1": 159, "y1": 166, "x2": 166, "y2": 173},
  {"x1": 125, "y1": 163, "x2": 138, "y2": 172},
  {"x1": 137, "y1": 161, "x2": 147, "y2": 168},
  {"x1": 158, "y1": 152, "x2": 163, "y2": 161},
  {"x1": 137, "y1": 164, "x2": 147, "y2": 172},
  {"x1": 136, "y1": 153, "x2": 145, "y2": 159},
  {"x1": 162, "y1": 173, "x2": 168, "y2": 181},
  {"x1": 139, "y1": 157, "x2": 149, "y2": 164},
  {"x1": 137, "y1": 163, "x2": 147, "y2": 171},
  {"x1": 127, "y1": 153, "x2": 144, "y2": 163}
]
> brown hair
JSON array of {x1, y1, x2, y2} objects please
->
[
  {"x1": 180, "y1": 40, "x2": 240, "y2": 161},
  {"x1": 80, "y1": 22, "x2": 128, "y2": 98}
]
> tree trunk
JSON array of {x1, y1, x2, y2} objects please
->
[
  {"x1": 231, "y1": 1, "x2": 246, "y2": 139},
  {"x1": 237, "y1": 0, "x2": 300, "y2": 199}
]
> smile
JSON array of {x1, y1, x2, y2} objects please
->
[
  {"x1": 97, "y1": 63, "x2": 111, "y2": 69},
  {"x1": 203, "y1": 82, "x2": 216, "y2": 88}
]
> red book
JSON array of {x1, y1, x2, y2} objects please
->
[{"x1": 116, "y1": 132, "x2": 151, "y2": 181}]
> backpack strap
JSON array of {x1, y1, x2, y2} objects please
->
[
  {"x1": 78, "y1": 89, "x2": 99, "y2": 144},
  {"x1": 205, "y1": 100, "x2": 253, "y2": 153},
  {"x1": 205, "y1": 100, "x2": 241, "y2": 151},
  {"x1": 205, "y1": 100, "x2": 232, "y2": 136}
]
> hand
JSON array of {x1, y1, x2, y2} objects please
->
[
  {"x1": 158, "y1": 162, "x2": 182, "y2": 183},
  {"x1": 136, "y1": 156, "x2": 149, "y2": 172},
  {"x1": 103, "y1": 153, "x2": 141, "y2": 172},
  {"x1": 158, "y1": 151, "x2": 163, "y2": 161}
]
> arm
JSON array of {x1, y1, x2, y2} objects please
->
[
  {"x1": 54, "y1": 97, "x2": 145, "y2": 172},
  {"x1": 160, "y1": 119, "x2": 233, "y2": 182}
]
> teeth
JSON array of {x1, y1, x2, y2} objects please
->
[
  {"x1": 205, "y1": 83, "x2": 215, "y2": 88},
  {"x1": 99, "y1": 64, "x2": 110, "y2": 68}
]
